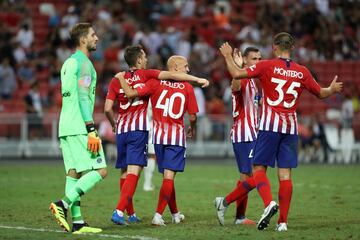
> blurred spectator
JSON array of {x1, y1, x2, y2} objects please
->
[
  {"x1": 56, "y1": 41, "x2": 72, "y2": 63},
  {"x1": 0, "y1": 58, "x2": 17, "y2": 99},
  {"x1": 164, "y1": 27, "x2": 181, "y2": 53},
  {"x1": 341, "y1": 93, "x2": 354, "y2": 129},
  {"x1": 13, "y1": 42, "x2": 26, "y2": 63},
  {"x1": 236, "y1": 23, "x2": 261, "y2": 43},
  {"x1": 214, "y1": 6, "x2": 231, "y2": 30},
  {"x1": 350, "y1": 87, "x2": 359, "y2": 113},
  {"x1": 193, "y1": 85, "x2": 209, "y2": 141},
  {"x1": 133, "y1": 26, "x2": 152, "y2": 52},
  {"x1": 207, "y1": 87, "x2": 226, "y2": 140},
  {"x1": 298, "y1": 116, "x2": 313, "y2": 163},
  {"x1": 17, "y1": 60, "x2": 35, "y2": 85},
  {"x1": 193, "y1": 36, "x2": 215, "y2": 65},
  {"x1": 148, "y1": 26, "x2": 163, "y2": 55},
  {"x1": 157, "y1": 39, "x2": 173, "y2": 67},
  {"x1": 49, "y1": 57, "x2": 61, "y2": 87},
  {"x1": 59, "y1": 5, "x2": 79, "y2": 41},
  {"x1": 48, "y1": 26, "x2": 62, "y2": 49},
  {"x1": 311, "y1": 115, "x2": 330, "y2": 162},
  {"x1": 48, "y1": 9, "x2": 61, "y2": 27},
  {"x1": 315, "y1": 0, "x2": 330, "y2": 16},
  {"x1": 178, "y1": 0, "x2": 196, "y2": 17},
  {"x1": 24, "y1": 81, "x2": 44, "y2": 139},
  {"x1": 15, "y1": 23, "x2": 33, "y2": 49},
  {"x1": 175, "y1": 31, "x2": 191, "y2": 59}
]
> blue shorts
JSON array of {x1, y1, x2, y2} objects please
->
[
  {"x1": 232, "y1": 141, "x2": 255, "y2": 174},
  {"x1": 252, "y1": 131, "x2": 298, "y2": 168},
  {"x1": 154, "y1": 144, "x2": 186, "y2": 174},
  {"x1": 115, "y1": 131, "x2": 148, "y2": 169}
]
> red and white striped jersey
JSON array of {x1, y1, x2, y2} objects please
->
[
  {"x1": 137, "y1": 79, "x2": 198, "y2": 147},
  {"x1": 106, "y1": 69, "x2": 160, "y2": 134},
  {"x1": 231, "y1": 78, "x2": 259, "y2": 143},
  {"x1": 245, "y1": 58, "x2": 321, "y2": 135}
]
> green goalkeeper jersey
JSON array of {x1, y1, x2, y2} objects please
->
[{"x1": 59, "y1": 50, "x2": 97, "y2": 137}]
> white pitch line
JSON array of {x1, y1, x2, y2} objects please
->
[{"x1": 0, "y1": 225, "x2": 159, "y2": 240}]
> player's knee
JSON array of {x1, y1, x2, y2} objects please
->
[
  {"x1": 279, "y1": 174, "x2": 291, "y2": 181},
  {"x1": 98, "y1": 168, "x2": 108, "y2": 179},
  {"x1": 278, "y1": 168, "x2": 291, "y2": 180},
  {"x1": 67, "y1": 170, "x2": 81, "y2": 179}
]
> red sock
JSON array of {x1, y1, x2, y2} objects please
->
[
  {"x1": 120, "y1": 178, "x2": 125, "y2": 189},
  {"x1": 235, "y1": 180, "x2": 248, "y2": 218},
  {"x1": 156, "y1": 179, "x2": 173, "y2": 215},
  {"x1": 278, "y1": 179, "x2": 292, "y2": 223},
  {"x1": 116, "y1": 174, "x2": 139, "y2": 212},
  {"x1": 120, "y1": 178, "x2": 135, "y2": 215},
  {"x1": 168, "y1": 186, "x2": 178, "y2": 214},
  {"x1": 225, "y1": 177, "x2": 256, "y2": 205},
  {"x1": 253, "y1": 170, "x2": 273, "y2": 207}
]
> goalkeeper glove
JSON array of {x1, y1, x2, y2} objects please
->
[{"x1": 86, "y1": 123, "x2": 101, "y2": 154}]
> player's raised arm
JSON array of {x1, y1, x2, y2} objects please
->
[
  {"x1": 318, "y1": 75, "x2": 343, "y2": 99},
  {"x1": 219, "y1": 42, "x2": 248, "y2": 80}
]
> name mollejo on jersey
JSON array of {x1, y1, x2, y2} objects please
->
[
  {"x1": 273, "y1": 67, "x2": 303, "y2": 79},
  {"x1": 160, "y1": 80, "x2": 185, "y2": 89}
]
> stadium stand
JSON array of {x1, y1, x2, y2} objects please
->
[{"x1": 0, "y1": 0, "x2": 359, "y2": 162}]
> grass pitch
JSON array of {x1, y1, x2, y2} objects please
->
[{"x1": 0, "y1": 160, "x2": 359, "y2": 240}]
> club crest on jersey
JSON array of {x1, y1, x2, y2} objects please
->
[
  {"x1": 96, "y1": 157, "x2": 102, "y2": 163},
  {"x1": 81, "y1": 75, "x2": 91, "y2": 87},
  {"x1": 160, "y1": 80, "x2": 185, "y2": 89},
  {"x1": 274, "y1": 67, "x2": 303, "y2": 79}
]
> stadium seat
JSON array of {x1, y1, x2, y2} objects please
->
[
  {"x1": 340, "y1": 128, "x2": 355, "y2": 164},
  {"x1": 324, "y1": 124, "x2": 343, "y2": 163}
]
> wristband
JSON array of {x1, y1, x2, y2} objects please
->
[{"x1": 86, "y1": 123, "x2": 96, "y2": 133}]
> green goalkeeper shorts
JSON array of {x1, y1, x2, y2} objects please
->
[{"x1": 60, "y1": 134, "x2": 107, "y2": 174}]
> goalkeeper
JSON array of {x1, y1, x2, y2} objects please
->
[{"x1": 49, "y1": 23, "x2": 107, "y2": 234}]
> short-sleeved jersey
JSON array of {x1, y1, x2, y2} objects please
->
[
  {"x1": 59, "y1": 50, "x2": 97, "y2": 137},
  {"x1": 106, "y1": 69, "x2": 160, "y2": 134},
  {"x1": 245, "y1": 58, "x2": 321, "y2": 135},
  {"x1": 137, "y1": 79, "x2": 199, "y2": 147},
  {"x1": 231, "y1": 78, "x2": 258, "y2": 143}
]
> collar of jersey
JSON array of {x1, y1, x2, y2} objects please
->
[
  {"x1": 75, "y1": 49, "x2": 88, "y2": 59},
  {"x1": 278, "y1": 57, "x2": 292, "y2": 62}
]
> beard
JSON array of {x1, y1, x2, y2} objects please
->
[{"x1": 87, "y1": 42, "x2": 97, "y2": 52}]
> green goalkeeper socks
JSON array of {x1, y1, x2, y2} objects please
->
[
  {"x1": 65, "y1": 176, "x2": 82, "y2": 221},
  {"x1": 63, "y1": 171, "x2": 103, "y2": 205}
]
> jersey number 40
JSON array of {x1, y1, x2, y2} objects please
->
[{"x1": 155, "y1": 90, "x2": 185, "y2": 119}]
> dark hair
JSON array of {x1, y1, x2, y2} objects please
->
[
  {"x1": 273, "y1": 32, "x2": 295, "y2": 51},
  {"x1": 69, "y1": 22, "x2": 92, "y2": 47},
  {"x1": 124, "y1": 45, "x2": 144, "y2": 67},
  {"x1": 243, "y1": 47, "x2": 260, "y2": 57}
]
